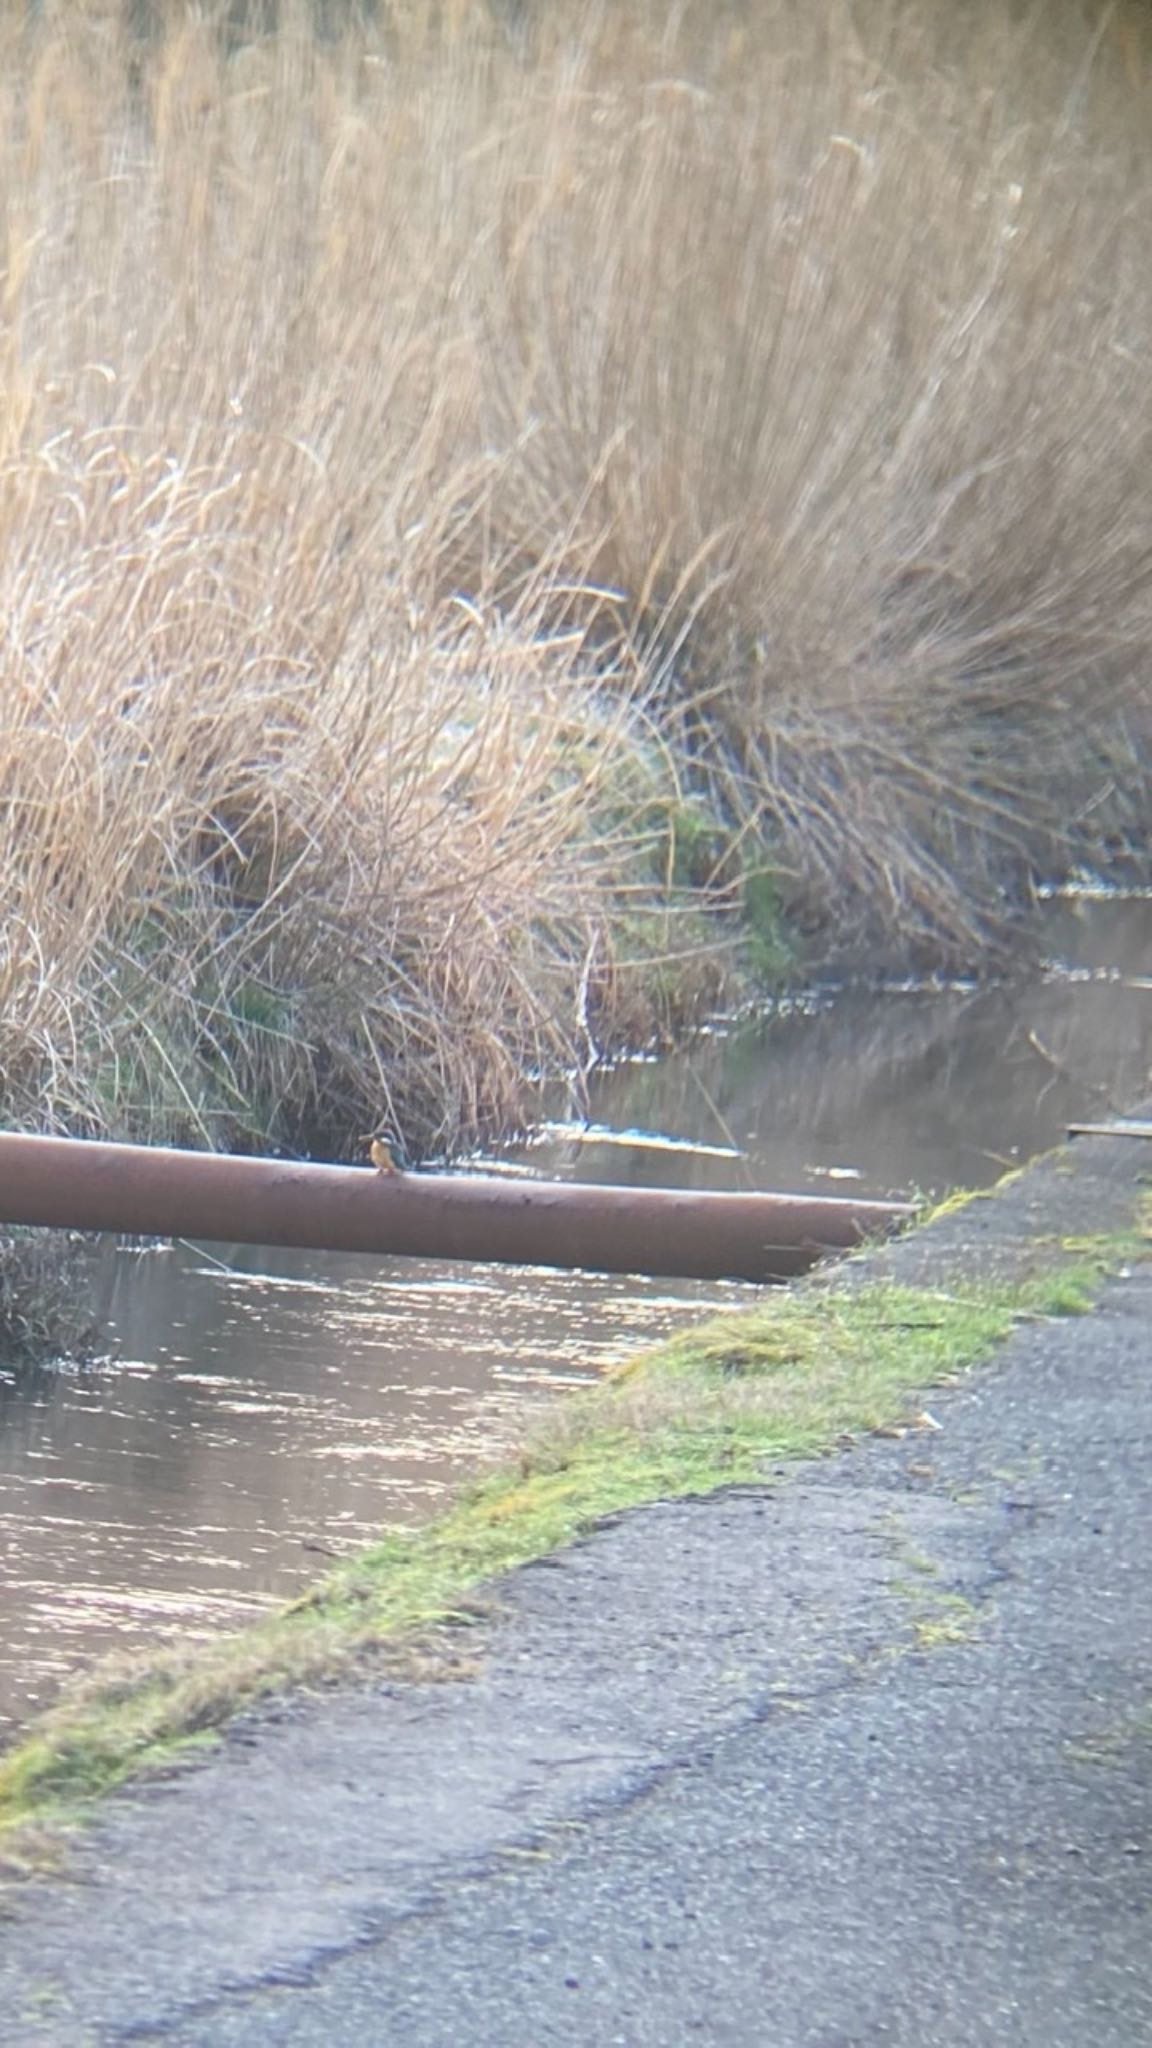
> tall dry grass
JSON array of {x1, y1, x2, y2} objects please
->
[
  {"x1": 0, "y1": 0, "x2": 1149, "y2": 1152},
  {"x1": 0, "y1": 1, "x2": 721, "y2": 1154},
  {"x1": 460, "y1": 0, "x2": 1152, "y2": 956}
]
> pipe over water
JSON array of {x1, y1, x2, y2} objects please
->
[{"x1": 0, "y1": 1132, "x2": 913, "y2": 1284}]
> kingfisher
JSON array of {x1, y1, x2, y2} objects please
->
[{"x1": 365, "y1": 1127, "x2": 408, "y2": 1175}]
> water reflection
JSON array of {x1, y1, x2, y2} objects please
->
[
  {"x1": 1, "y1": 893, "x2": 1150, "y2": 1738},
  {"x1": 519, "y1": 896, "x2": 1152, "y2": 1198},
  {"x1": 0, "y1": 1247, "x2": 750, "y2": 1735}
]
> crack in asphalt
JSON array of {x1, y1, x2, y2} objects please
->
[{"x1": 0, "y1": 1133, "x2": 1150, "y2": 2045}]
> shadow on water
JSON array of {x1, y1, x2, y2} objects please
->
[{"x1": 1, "y1": 893, "x2": 1150, "y2": 1737}]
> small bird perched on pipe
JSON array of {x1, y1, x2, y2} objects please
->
[{"x1": 363, "y1": 1127, "x2": 409, "y2": 1175}]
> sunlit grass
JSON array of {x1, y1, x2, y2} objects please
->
[{"x1": 0, "y1": 0, "x2": 1149, "y2": 1154}]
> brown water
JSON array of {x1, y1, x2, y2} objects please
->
[
  {"x1": 0, "y1": 1255, "x2": 743, "y2": 1735},
  {"x1": 2, "y1": 891, "x2": 1150, "y2": 1738},
  {"x1": 524, "y1": 895, "x2": 1152, "y2": 1198}
]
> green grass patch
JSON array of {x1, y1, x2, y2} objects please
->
[{"x1": 0, "y1": 1226, "x2": 1143, "y2": 1853}]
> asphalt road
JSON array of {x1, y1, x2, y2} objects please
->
[{"x1": 1, "y1": 1137, "x2": 1150, "y2": 2045}]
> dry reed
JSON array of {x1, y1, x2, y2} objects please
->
[{"x1": 0, "y1": 0, "x2": 1148, "y2": 1153}]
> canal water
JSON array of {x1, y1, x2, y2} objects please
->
[{"x1": 1, "y1": 892, "x2": 1150, "y2": 1738}]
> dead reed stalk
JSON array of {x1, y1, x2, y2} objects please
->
[{"x1": 0, "y1": 0, "x2": 1147, "y2": 1151}]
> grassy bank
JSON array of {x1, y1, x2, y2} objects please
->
[
  {"x1": 1, "y1": 1204, "x2": 1144, "y2": 1855},
  {"x1": 0, "y1": 0, "x2": 1149, "y2": 1168}
]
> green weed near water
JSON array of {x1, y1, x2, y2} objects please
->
[{"x1": 0, "y1": 1240, "x2": 1135, "y2": 1854}]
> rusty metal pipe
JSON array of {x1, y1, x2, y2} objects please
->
[{"x1": 0, "y1": 1132, "x2": 912, "y2": 1283}]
